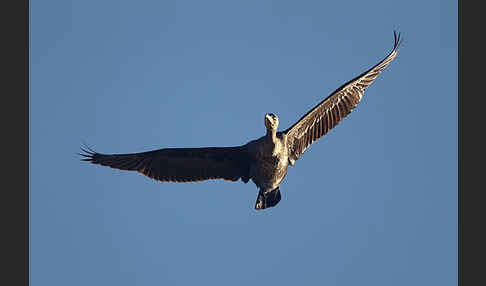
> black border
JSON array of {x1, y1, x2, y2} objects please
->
[
  {"x1": 459, "y1": 1, "x2": 485, "y2": 285},
  {"x1": 3, "y1": 0, "x2": 29, "y2": 284}
]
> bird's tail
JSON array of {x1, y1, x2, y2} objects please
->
[{"x1": 255, "y1": 187, "x2": 282, "y2": 210}]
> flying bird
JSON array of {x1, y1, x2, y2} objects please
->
[{"x1": 81, "y1": 32, "x2": 401, "y2": 210}]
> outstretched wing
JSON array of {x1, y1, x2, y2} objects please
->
[
  {"x1": 284, "y1": 31, "x2": 401, "y2": 164},
  {"x1": 80, "y1": 145, "x2": 251, "y2": 183}
]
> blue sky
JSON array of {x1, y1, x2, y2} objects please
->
[{"x1": 30, "y1": 1, "x2": 457, "y2": 285}]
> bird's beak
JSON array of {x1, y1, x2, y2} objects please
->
[{"x1": 265, "y1": 114, "x2": 272, "y2": 122}]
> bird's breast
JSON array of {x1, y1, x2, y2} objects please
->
[{"x1": 250, "y1": 139, "x2": 289, "y2": 190}]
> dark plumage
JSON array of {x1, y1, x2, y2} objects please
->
[{"x1": 81, "y1": 32, "x2": 402, "y2": 210}]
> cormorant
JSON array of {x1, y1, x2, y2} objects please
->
[{"x1": 81, "y1": 32, "x2": 401, "y2": 210}]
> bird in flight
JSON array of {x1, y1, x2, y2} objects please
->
[{"x1": 81, "y1": 31, "x2": 401, "y2": 210}]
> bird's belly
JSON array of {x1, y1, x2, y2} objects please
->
[{"x1": 251, "y1": 155, "x2": 288, "y2": 191}]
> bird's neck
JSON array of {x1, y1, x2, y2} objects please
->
[{"x1": 266, "y1": 128, "x2": 277, "y2": 143}]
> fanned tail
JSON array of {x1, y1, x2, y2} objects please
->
[{"x1": 255, "y1": 187, "x2": 282, "y2": 210}]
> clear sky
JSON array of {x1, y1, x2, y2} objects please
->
[{"x1": 30, "y1": 1, "x2": 457, "y2": 285}]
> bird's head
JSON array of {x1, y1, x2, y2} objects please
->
[{"x1": 264, "y1": 113, "x2": 279, "y2": 130}]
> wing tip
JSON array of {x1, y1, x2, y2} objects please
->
[
  {"x1": 79, "y1": 144, "x2": 99, "y2": 163},
  {"x1": 393, "y1": 30, "x2": 403, "y2": 51}
]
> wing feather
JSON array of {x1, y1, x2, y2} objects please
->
[
  {"x1": 284, "y1": 31, "x2": 401, "y2": 164},
  {"x1": 80, "y1": 146, "x2": 251, "y2": 183}
]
